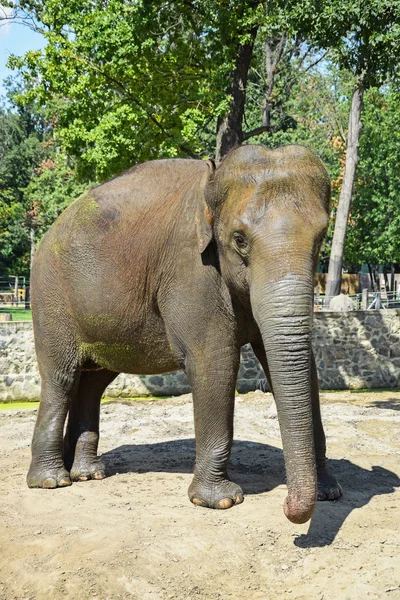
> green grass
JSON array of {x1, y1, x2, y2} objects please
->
[
  {"x1": 0, "y1": 391, "x2": 398, "y2": 411},
  {"x1": 0, "y1": 396, "x2": 164, "y2": 410},
  {"x1": 102, "y1": 396, "x2": 162, "y2": 404},
  {"x1": 0, "y1": 307, "x2": 32, "y2": 321},
  {"x1": 321, "y1": 388, "x2": 400, "y2": 394},
  {"x1": 0, "y1": 401, "x2": 40, "y2": 410}
]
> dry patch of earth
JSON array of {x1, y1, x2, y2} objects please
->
[{"x1": 1, "y1": 390, "x2": 400, "y2": 600}]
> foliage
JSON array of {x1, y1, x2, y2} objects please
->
[
  {"x1": 345, "y1": 87, "x2": 400, "y2": 266},
  {"x1": 283, "y1": 0, "x2": 400, "y2": 87},
  {"x1": 24, "y1": 152, "x2": 89, "y2": 237},
  {"x1": 2, "y1": 0, "x2": 400, "y2": 276},
  {"x1": 0, "y1": 93, "x2": 46, "y2": 274},
  {"x1": 7, "y1": 0, "x2": 268, "y2": 179},
  {"x1": 0, "y1": 198, "x2": 28, "y2": 274},
  {"x1": 0, "y1": 83, "x2": 87, "y2": 275}
]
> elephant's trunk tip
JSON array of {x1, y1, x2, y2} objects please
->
[{"x1": 283, "y1": 490, "x2": 316, "y2": 524}]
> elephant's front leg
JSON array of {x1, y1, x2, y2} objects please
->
[
  {"x1": 310, "y1": 353, "x2": 342, "y2": 501},
  {"x1": 186, "y1": 348, "x2": 244, "y2": 509}
]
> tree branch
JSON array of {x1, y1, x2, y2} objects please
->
[
  {"x1": 242, "y1": 125, "x2": 270, "y2": 141},
  {"x1": 305, "y1": 50, "x2": 329, "y2": 72}
]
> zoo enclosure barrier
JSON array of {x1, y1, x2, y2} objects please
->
[
  {"x1": 2, "y1": 275, "x2": 400, "y2": 316},
  {"x1": 0, "y1": 276, "x2": 30, "y2": 312},
  {"x1": 314, "y1": 289, "x2": 400, "y2": 311}
]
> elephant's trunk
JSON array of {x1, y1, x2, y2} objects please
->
[{"x1": 251, "y1": 274, "x2": 317, "y2": 524}]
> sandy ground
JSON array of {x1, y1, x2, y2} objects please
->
[{"x1": 1, "y1": 390, "x2": 400, "y2": 600}]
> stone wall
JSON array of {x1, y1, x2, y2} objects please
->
[
  {"x1": 1, "y1": 310, "x2": 399, "y2": 401},
  {"x1": 313, "y1": 310, "x2": 400, "y2": 389}
]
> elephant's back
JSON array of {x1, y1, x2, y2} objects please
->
[
  {"x1": 31, "y1": 158, "x2": 207, "y2": 338},
  {"x1": 91, "y1": 158, "x2": 206, "y2": 214},
  {"x1": 37, "y1": 158, "x2": 207, "y2": 258}
]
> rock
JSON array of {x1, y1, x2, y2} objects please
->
[{"x1": 329, "y1": 294, "x2": 354, "y2": 311}]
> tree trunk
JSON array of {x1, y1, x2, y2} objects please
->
[
  {"x1": 368, "y1": 263, "x2": 380, "y2": 292},
  {"x1": 30, "y1": 228, "x2": 35, "y2": 275},
  {"x1": 325, "y1": 86, "x2": 364, "y2": 305},
  {"x1": 390, "y1": 263, "x2": 395, "y2": 293},
  {"x1": 215, "y1": 28, "x2": 257, "y2": 161},
  {"x1": 242, "y1": 34, "x2": 288, "y2": 144},
  {"x1": 262, "y1": 34, "x2": 287, "y2": 130},
  {"x1": 367, "y1": 263, "x2": 374, "y2": 291},
  {"x1": 383, "y1": 266, "x2": 389, "y2": 292}
]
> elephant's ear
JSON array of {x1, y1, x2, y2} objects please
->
[{"x1": 196, "y1": 159, "x2": 216, "y2": 254}]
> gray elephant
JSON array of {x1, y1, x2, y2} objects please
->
[{"x1": 27, "y1": 144, "x2": 341, "y2": 524}]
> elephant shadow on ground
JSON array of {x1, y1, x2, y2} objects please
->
[
  {"x1": 101, "y1": 439, "x2": 400, "y2": 548},
  {"x1": 371, "y1": 398, "x2": 400, "y2": 411}
]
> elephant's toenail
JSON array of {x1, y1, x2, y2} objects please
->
[
  {"x1": 93, "y1": 472, "x2": 105, "y2": 480},
  {"x1": 42, "y1": 478, "x2": 57, "y2": 489},
  {"x1": 235, "y1": 493, "x2": 244, "y2": 505},
  {"x1": 78, "y1": 475, "x2": 89, "y2": 481},
  {"x1": 216, "y1": 498, "x2": 234, "y2": 509},
  {"x1": 192, "y1": 498, "x2": 208, "y2": 507},
  {"x1": 59, "y1": 477, "x2": 71, "y2": 487}
]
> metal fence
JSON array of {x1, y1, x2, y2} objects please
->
[
  {"x1": 314, "y1": 290, "x2": 400, "y2": 311},
  {"x1": 1, "y1": 274, "x2": 400, "y2": 315},
  {"x1": 0, "y1": 276, "x2": 30, "y2": 311}
]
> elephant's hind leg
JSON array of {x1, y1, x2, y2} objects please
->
[
  {"x1": 64, "y1": 369, "x2": 118, "y2": 482},
  {"x1": 27, "y1": 369, "x2": 79, "y2": 489}
]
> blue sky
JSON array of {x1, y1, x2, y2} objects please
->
[{"x1": 0, "y1": 7, "x2": 46, "y2": 98}]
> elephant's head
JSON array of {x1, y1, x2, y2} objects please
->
[{"x1": 197, "y1": 145, "x2": 330, "y2": 523}]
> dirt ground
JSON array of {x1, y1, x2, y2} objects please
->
[{"x1": 1, "y1": 390, "x2": 400, "y2": 600}]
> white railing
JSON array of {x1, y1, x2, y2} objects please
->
[{"x1": 314, "y1": 290, "x2": 400, "y2": 311}]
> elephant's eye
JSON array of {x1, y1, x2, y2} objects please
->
[{"x1": 233, "y1": 232, "x2": 248, "y2": 250}]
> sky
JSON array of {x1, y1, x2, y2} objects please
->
[{"x1": 0, "y1": 5, "x2": 46, "y2": 98}]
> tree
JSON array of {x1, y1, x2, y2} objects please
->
[
  {"x1": 0, "y1": 90, "x2": 46, "y2": 275},
  {"x1": 6, "y1": 2, "x2": 202, "y2": 177},
  {"x1": 24, "y1": 152, "x2": 89, "y2": 270},
  {"x1": 5, "y1": 1, "x2": 356, "y2": 172},
  {"x1": 6, "y1": 0, "x2": 400, "y2": 286},
  {"x1": 10, "y1": 2, "x2": 305, "y2": 167},
  {"x1": 4, "y1": 2, "x2": 258, "y2": 174},
  {"x1": 214, "y1": 25, "x2": 258, "y2": 161},
  {"x1": 0, "y1": 78, "x2": 87, "y2": 275},
  {"x1": 345, "y1": 87, "x2": 400, "y2": 285},
  {"x1": 286, "y1": 0, "x2": 400, "y2": 302}
]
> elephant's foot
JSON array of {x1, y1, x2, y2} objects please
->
[
  {"x1": 317, "y1": 467, "x2": 342, "y2": 501},
  {"x1": 70, "y1": 457, "x2": 106, "y2": 482},
  {"x1": 188, "y1": 477, "x2": 244, "y2": 509},
  {"x1": 27, "y1": 461, "x2": 71, "y2": 489}
]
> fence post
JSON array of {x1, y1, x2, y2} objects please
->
[
  {"x1": 14, "y1": 276, "x2": 19, "y2": 307},
  {"x1": 362, "y1": 288, "x2": 368, "y2": 310},
  {"x1": 375, "y1": 292, "x2": 381, "y2": 310},
  {"x1": 25, "y1": 285, "x2": 31, "y2": 310}
]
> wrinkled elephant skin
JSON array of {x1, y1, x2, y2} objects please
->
[{"x1": 28, "y1": 145, "x2": 342, "y2": 523}]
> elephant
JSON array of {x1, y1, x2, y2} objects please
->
[{"x1": 27, "y1": 144, "x2": 342, "y2": 524}]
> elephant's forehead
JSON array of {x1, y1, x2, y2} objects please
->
[
  {"x1": 223, "y1": 166, "x2": 326, "y2": 195},
  {"x1": 222, "y1": 170, "x2": 328, "y2": 215}
]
